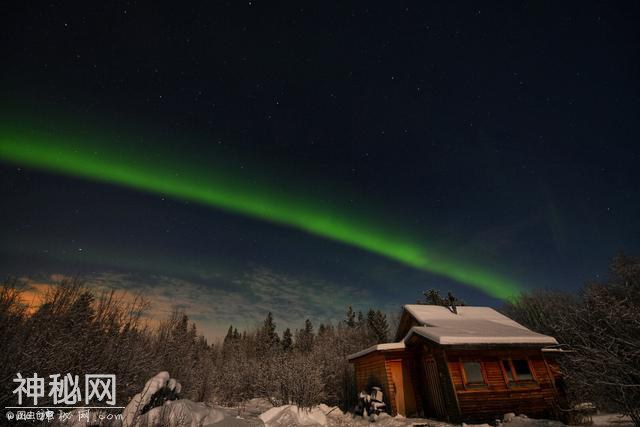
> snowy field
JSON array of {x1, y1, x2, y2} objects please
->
[
  {"x1": 213, "y1": 399, "x2": 634, "y2": 427},
  {"x1": 57, "y1": 398, "x2": 636, "y2": 427},
  {"x1": 56, "y1": 373, "x2": 635, "y2": 427}
]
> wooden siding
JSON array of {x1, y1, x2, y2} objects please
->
[
  {"x1": 352, "y1": 350, "x2": 424, "y2": 417},
  {"x1": 352, "y1": 345, "x2": 563, "y2": 423},
  {"x1": 353, "y1": 352, "x2": 390, "y2": 406},
  {"x1": 422, "y1": 356, "x2": 448, "y2": 419},
  {"x1": 446, "y1": 349, "x2": 559, "y2": 423},
  {"x1": 404, "y1": 354, "x2": 424, "y2": 416},
  {"x1": 385, "y1": 353, "x2": 420, "y2": 417},
  {"x1": 437, "y1": 349, "x2": 463, "y2": 423}
]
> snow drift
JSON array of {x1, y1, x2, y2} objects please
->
[{"x1": 120, "y1": 371, "x2": 236, "y2": 427}]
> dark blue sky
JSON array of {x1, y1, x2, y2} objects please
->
[{"x1": 1, "y1": 1, "x2": 639, "y2": 338}]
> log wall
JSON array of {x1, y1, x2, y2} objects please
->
[
  {"x1": 352, "y1": 346, "x2": 563, "y2": 423},
  {"x1": 445, "y1": 349, "x2": 561, "y2": 423}
]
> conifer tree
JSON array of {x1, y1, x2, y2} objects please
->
[
  {"x1": 318, "y1": 323, "x2": 327, "y2": 336},
  {"x1": 224, "y1": 325, "x2": 235, "y2": 345},
  {"x1": 281, "y1": 328, "x2": 293, "y2": 351},
  {"x1": 296, "y1": 319, "x2": 314, "y2": 352},
  {"x1": 257, "y1": 312, "x2": 279, "y2": 352},
  {"x1": 356, "y1": 310, "x2": 365, "y2": 329},
  {"x1": 345, "y1": 306, "x2": 356, "y2": 328},
  {"x1": 367, "y1": 309, "x2": 390, "y2": 343}
]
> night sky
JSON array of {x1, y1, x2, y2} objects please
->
[{"x1": 1, "y1": 2, "x2": 639, "y2": 338}]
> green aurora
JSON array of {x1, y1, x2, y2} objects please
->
[{"x1": 0, "y1": 125, "x2": 522, "y2": 299}]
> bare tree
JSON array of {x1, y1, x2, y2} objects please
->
[{"x1": 504, "y1": 254, "x2": 640, "y2": 426}]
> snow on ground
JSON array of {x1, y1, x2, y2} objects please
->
[
  {"x1": 259, "y1": 405, "x2": 328, "y2": 426},
  {"x1": 53, "y1": 372, "x2": 636, "y2": 427},
  {"x1": 254, "y1": 405, "x2": 636, "y2": 427},
  {"x1": 257, "y1": 403, "x2": 453, "y2": 427},
  {"x1": 137, "y1": 400, "x2": 232, "y2": 427},
  {"x1": 210, "y1": 405, "x2": 637, "y2": 427},
  {"x1": 120, "y1": 372, "x2": 261, "y2": 427},
  {"x1": 489, "y1": 413, "x2": 564, "y2": 427},
  {"x1": 591, "y1": 413, "x2": 635, "y2": 427},
  {"x1": 120, "y1": 371, "x2": 229, "y2": 427},
  {"x1": 326, "y1": 412, "x2": 451, "y2": 427}
]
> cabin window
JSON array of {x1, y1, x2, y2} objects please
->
[
  {"x1": 513, "y1": 359, "x2": 533, "y2": 380},
  {"x1": 501, "y1": 358, "x2": 535, "y2": 384},
  {"x1": 502, "y1": 360, "x2": 515, "y2": 381},
  {"x1": 461, "y1": 361, "x2": 486, "y2": 387}
]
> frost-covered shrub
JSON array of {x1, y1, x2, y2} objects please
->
[{"x1": 504, "y1": 254, "x2": 640, "y2": 426}]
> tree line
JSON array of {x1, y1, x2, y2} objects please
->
[
  {"x1": 0, "y1": 278, "x2": 391, "y2": 412},
  {"x1": 214, "y1": 306, "x2": 390, "y2": 410}
]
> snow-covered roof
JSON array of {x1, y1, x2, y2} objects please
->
[
  {"x1": 541, "y1": 347, "x2": 574, "y2": 353},
  {"x1": 402, "y1": 305, "x2": 558, "y2": 345},
  {"x1": 348, "y1": 306, "x2": 558, "y2": 361},
  {"x1": 404, "y1": 305, "x2": 530, "y2": 330},
  {"x1": 404, "y1": 323, "x2": 557, "y2": 345},
  {"x1": 346, "y1": 342, "x2": 405, "y2": 361}
]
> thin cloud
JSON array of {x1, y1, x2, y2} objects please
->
[{"x1": 11, "y1": 268, "x2": 374, "y2": 341}]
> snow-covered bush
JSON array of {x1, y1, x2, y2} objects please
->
[
  {"x1": 211, "y1": 309, "x2": 382, "y2": 411},
  {"x1": 504, "y1": 254, "x2": 640, "y2": 426},
  {"x1": 0, "y1": 279, "x2": 215, "y2": 408},
  {"x1": 122, "y1": 371, "x2": 227, "y2": 427},
  {"x1": 0, "y1": 278, "x2": 388, "y2": 414}
]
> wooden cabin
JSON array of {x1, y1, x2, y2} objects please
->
[{"x1": 348, "y1": 305, "x2": 564, "y2": 423}]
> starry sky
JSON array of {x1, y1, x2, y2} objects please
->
[{"x1": 1, "y1": 2, "x2": 639, "y2": 339}]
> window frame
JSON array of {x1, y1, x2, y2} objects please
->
[
  {"x1": 500, "y1": 357, "x2": 537, "y2": 387},
  {"x1": 459, "y1": 359, "x2": 488, "y2": 389}
]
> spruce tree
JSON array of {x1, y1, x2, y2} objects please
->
[
  {"x1": 367, "y1": 309, "x2": 390, "y2": 343},
  {"x1": 281, "y1": 328, "x2": 293, "y2": 351},
  {"x1": 223, "y1": 325, "x2": 235, "y2": 345},
  {"x1": 257, "y1": 312, "x2": 279, "y2": 352},
  {"x1": 318, "y1": 323, "x2": 327, "y2": 336},
  {"x1": 356, "y1": 310, "x2": 365, "y2": 329},
  {"x1": 345, "y1": 306, "x2": 356, "y2": 328},
  {"x1": 296, "y1": 319, "x2": 314, "y2": 352}
]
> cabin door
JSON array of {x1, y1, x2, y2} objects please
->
[
  {"x1": 423, "y1": 357, "x2": 447, "y2": 419},
  {"x1": 388, "y1": 361, "x2": 406, "y2": 416}
]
